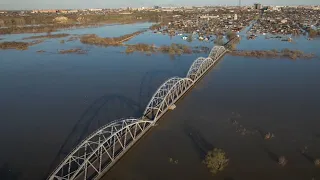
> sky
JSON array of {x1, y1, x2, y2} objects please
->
[{"x1": 0, "y1": 0, "x2": 319, "y2": 10}]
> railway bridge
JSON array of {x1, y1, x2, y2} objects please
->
[{"x1": 48, "y1": 45, "x2": 228, "y2": 180}]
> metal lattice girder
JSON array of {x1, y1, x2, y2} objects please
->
[
  {"x1": 186, "y1": 57, "x2": 215, "y2": 81},
  {"x1": 48, "y1": 118, "x2": 152, "y2": 180},
  {"x1": 209, "y1": 46, "x2": 226, "y2": 60},
  {"x1": 143, "y1": 77, "x2": 194, "y2": 120}
]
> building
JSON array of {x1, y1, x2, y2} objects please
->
[
  {"x1": 272, "y1": 6, "x2": 282, "y2": 11},
  {"x1": 58, "y1": 10, "x2": 78, "y2": 14},
  {"x1": 33, "y1": 9, "x2": 57, "y2": 13},
  {"x1": 234, "y1": 14, "x2": 238, "y2": 20},
  {"x1": 88, "y1": 8, "x2": 102, "y2": 12},
  {"x1": 254, "y1": 3, "x2": 262, "y2": 10}
]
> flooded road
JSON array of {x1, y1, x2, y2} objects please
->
[{"x1": 0, "y1": 23, "x2": 320, "y2": 180}]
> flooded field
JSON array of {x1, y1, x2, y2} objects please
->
[{"x1": 0, "y1": 22, "x2": 320, "y2": 180}]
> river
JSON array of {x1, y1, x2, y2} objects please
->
[{"x1": 0, "y1": 23, "x2": 320, "y2": 180}]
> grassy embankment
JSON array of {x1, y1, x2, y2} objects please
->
[
  {"x1": 229, "y1": 49, "x2": 316, "y2": 60},
  {"x1": 80, "y1": 30, "x2": 146, "y2": 46}
]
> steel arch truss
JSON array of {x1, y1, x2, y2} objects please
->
[
  {"x1": 186, "y1": 57, "x2": 215, "y2": 81},
  {"x1": 48, "y1": 118, "x2": 153, "y2": 180},
  {"x1": 209, "y1": 46, "x2": 226, "y2": 60},
  {"x1": 143, "y1": 77, "x2": 193, "y2": 120}
]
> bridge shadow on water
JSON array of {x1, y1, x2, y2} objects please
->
[
  {"x1": 255, "y1": 127, "x2": 268, "y2": 140},
  {"x1": 138, "y1": 70, "x2": 175, "y2": 109},
  {"x1": 263, "y1": 148, "x2": 279, "y2": 163},
  {"x1": 183, "y1": 122, "x2": 215, "y2": 159},
  {"x1": 45, "y1": 93, "x2": 142, "y2": 179},
  {"x1": 296, "y1": 147, "x2": 317, "y2": 164}
]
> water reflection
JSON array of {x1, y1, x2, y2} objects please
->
[{"x1": 45, "y1": 93, "x2": 142, "y2": 177}]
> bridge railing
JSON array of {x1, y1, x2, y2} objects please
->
[{"x1": 47, "y1": 45, "x2": 227, "y2": 180}]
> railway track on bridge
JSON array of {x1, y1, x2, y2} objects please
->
[{"x1": 47, "y1": 45, "x2": 228, "y2": 180}]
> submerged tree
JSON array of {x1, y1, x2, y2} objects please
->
[
  {"x1": 203, "y1": 148, "x2": 229, "y2": 175},
  {"x1": 226, "y1": 31, "x2": 237, "y2": 40},
  {"x1": 309, "y1": 29, "x2": 319, "y2": 38},
  {"x1": 315, "y1": 159, "x2": 320, "y2": 166},
  {"x1": 278, "y1": 156, "x2": 287, "y2": 166},
  {"x1": 187, "y1": 34, "x2": 193, "y2": 42}
]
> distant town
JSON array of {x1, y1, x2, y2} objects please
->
[
  {"x1": 0, "y1": 4, "x2": 319, "y2": 35},
  {"x1": 0, "y1": 3, "x2": 319, "y2": 49}
]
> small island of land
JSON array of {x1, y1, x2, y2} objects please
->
[
  {"x1": 0, "y1": 40, "x2": 43, "y2": 50},
  {"x1": 80, "y1": 30, "x2": 146, "y2": 46},
  {"x1": 59, "y1": 48, "x2": 87, "y2": 54},
  {"x1": 125, "y1": 43, "x2": 210, "y2": 56},
  {"x1": 229, "y1": 49, "x2": 316, "y2": 60}
]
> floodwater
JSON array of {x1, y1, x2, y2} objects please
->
[{"x1": 0, "y1": 23, "x2": 320, "y2": 180}]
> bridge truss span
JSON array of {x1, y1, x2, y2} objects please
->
[
  {"x1": 186, "y1": 57, "x2": 215, "y2": 81},
  {"x1": 48, "y1": 118, "x2": 153, "y2": 180},
  {"x1": 209, "y1": 46, "x2": 226, "y2": 60},
  {"x1": 143, "y1": 77, "x2": 194, "y2": 121}
]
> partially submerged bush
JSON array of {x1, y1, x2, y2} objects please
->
[
  {"x1": 59, "y1": 48, "x2": 87, "y2": 54},
  {"x1": 0, "y1": 41, "x2": 29, "y2": 50},
  {"x1": 203, "y1": 148, "x2": 229, "y2": 175},
  {"x1": 150, "y1": 24, "x2": 162, "y2": 30},
  {"x1": 226, "y1": 31, "x2": 237, "y2": 40},
  {"x1": 264, "y1": 132, "x2": 275, "y2": 140},
  {"x1": 125, "y1": 43, "x2": 155, "y2": 54},
  {"x1": 309, "y1": 29, "x2": 320, "y2": 38},
  {"x1": 278, "y1": 156, "x2": 287, "y2": 166}
]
